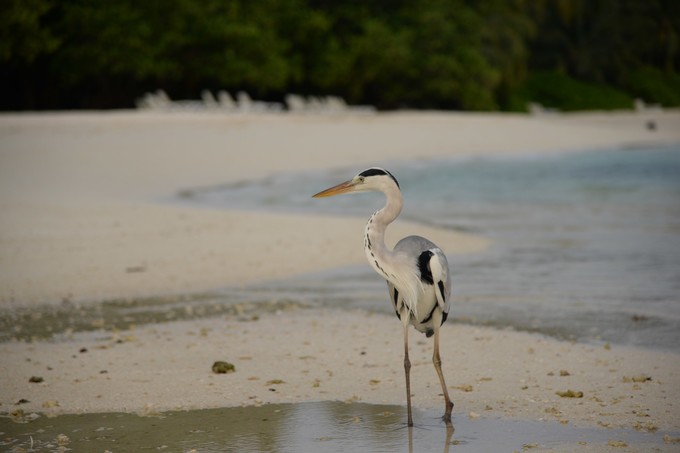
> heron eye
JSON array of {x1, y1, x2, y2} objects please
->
[{"x1": 358, "y1": 176, "x2": 365, "y2": 183}]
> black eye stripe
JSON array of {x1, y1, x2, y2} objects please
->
[{"x1": 358, "y1": 168, "x2": 400, "y2": 189}]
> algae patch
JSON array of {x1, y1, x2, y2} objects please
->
[
  {"x1": 556, "y1": 390, "x2": 584, "y2": 398},
  {"x1": 212, "y1": 361, "x2": 235, "y2": 374}
]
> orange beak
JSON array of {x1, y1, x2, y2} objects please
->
[{"x1": 312, "y1": 180, "x2": 357, "y2": 198}]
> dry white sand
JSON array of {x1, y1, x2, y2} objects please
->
[
  {"x1": 1, "y1": 110, "x2": 680, "y2": 443},
  {"x1": 0, "y1": 199, "x2": 485, "y2": 306}
]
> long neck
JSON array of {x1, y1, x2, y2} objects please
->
[{"x1": 364, "y1": 184, "x2": 403, "y2": 279}]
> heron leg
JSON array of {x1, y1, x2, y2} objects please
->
[
  {"x1": 402, "y1": 319, "x2": 413, "y2": 427},
  {"x1": 433, "y1": 325, "x2": 453, "y2": 425}
]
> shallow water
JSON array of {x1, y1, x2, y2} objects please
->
[
  {"x1": 2, "y1": 402, "x2": 675, "y2": 452},
  {"x1": 177, "y1": 145, "x2": 680, "y2": 351}
]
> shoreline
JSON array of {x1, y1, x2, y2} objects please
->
[
  {"x1": 1, "y1": 110, "x2": 680, "y2": 439},
  {"x1": 2, "y1": 110, "x2": 679, "y2": 307}
]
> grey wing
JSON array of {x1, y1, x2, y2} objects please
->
[{"x1": 394, "y1": 235, "x2": 451, "y2": 317}]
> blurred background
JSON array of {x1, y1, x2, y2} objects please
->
[{"x1": 1, "y1": 0, "x2": 679, "y2": 111}]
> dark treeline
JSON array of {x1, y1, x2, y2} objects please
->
[{"x1": 2, "y1": 0, "x2": 679, "y2": 111}]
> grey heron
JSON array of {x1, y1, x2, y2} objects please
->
[{"x1": 313, "y1": 167, "x2": 453, "y2": 427}]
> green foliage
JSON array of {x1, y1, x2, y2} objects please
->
[
  {"x1": 519, "y1": 72, "x2": 634, "y2": 111},
  {"x1": 51, "y1": 0, "x2": 290, "y2": 92},
  {"x1": 338, "y1": 19, "x2": 412, "y2": 106},
  {"x1": 622, "y1": 66, "x2": 680, "y2": 106},
  {"x1": 0, "y1": 0, "x2": 58, "y2": 62},
  {"x1": 53, "y1": 1, "x2": 162, "y2": 82},
  {"x1": 1, "y1": 0, "x2": 679, "y2": 110},
  {"x1": 402, "y1": 0, "x2": 500, "y2": 110}
]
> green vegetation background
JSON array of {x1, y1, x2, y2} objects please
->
[{"x1": 2, "y1": 0, "x2": 679, "y2": 111}]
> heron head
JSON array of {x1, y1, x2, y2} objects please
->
[{"x1": 312, "y1": 167, "x2": 400, "y2": 198}]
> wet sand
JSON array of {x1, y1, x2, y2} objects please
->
[
  {"x1": 1, "y1": 110, "x2": 680, "y2": 451},
  {"x1": 3, "y1": 308, "x2": 679, "y2": 430}
]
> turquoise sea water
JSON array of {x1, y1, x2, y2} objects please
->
[{"x1": 181, "y1": 145, "x2": 680, "y2": 351}]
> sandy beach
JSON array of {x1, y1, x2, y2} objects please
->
[
  {"x1": 1, "y1": 110, "x2": 678, "y2": 306},
  {"x1": 1, "y1": 110, "x2": 680, "y2": 450}
]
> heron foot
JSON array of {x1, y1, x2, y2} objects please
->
[
  {"x1": 442, "y1": 400, "x2": 454, "y2": 426},
  {"x1": 441, "y1": 413, "x2": 453, "y2": 429}
]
